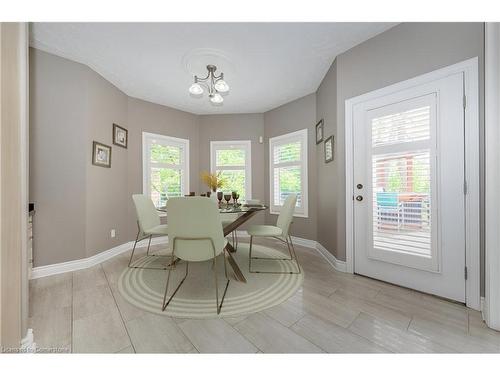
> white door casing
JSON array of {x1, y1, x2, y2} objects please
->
[
  {"x1": 345, "y1": 58, "x2": 480, "y2": 310},
  {"x1": 353, "y1": 73, "x2": 465, "y2": 302}
]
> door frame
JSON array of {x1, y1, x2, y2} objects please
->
[
  {"x1": 484, "y1": 23, "x2": 500, "y2": 329},
  {"x1": 344, "y1": 57, "x2": 480, "y2": 310}
]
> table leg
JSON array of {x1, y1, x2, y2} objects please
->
[{"x1": 224, "y1": 246, "x2": 247, "y2": 283}]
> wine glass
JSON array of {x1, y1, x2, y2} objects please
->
[
  {"x1": 234, "y1": 193, "x2": 240, "y2": 206},
  {"x1": 224, "y1": 194, "x2": 232, "y2": 208},
  {"x1": 217, "y1": 191, "x2": 223, "y2": 207}
]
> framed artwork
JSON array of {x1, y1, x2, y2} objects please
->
[
  {"x1": 92, "y1": 141, "x2": 112, "y2": 168},
  {"x1": 113, "y1": 123, "x2": 128, "y2": 148},
  {"x1": 315, "y1": 119, "x2": 324, "y2": 144},
  {"x1": 324, "y1": 135, "x2": 334, "y2": 163}
]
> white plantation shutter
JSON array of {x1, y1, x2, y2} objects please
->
[
  {"x1": 369, "y1": 102, "x2": 434, "y2": 259},
  {"x1": 269, "y1": 129, "x2": 308, "y2": 217},
  {"x1": 372, "y1": 106, "x2": 431, "y2": 147}
]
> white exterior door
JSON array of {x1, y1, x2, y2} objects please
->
[{"x1": 353, "y1": 72, "x2": 466, "y2": 302}]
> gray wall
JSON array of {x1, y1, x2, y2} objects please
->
[
  {"x1": 85, "y1": 67, "x2": 129, "y2": 258},
  {"x1": 30, "y1": 49, "x2": 88, "y2": 266},
  {"x1": 316, "y1": 22, "x2": 485, "y2": 292},
  {"x1": 316, "y1": 59, "x2": 338, "y2": 254},
  {"x1": 198, "y1": 114, "x2": 266, "y2": 226},
  {"x1": 263, "y1": 94, "x2": 318, "y2": 240}
]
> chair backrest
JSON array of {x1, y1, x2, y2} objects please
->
[
  {"x1": 377, "y1": 192, "x2": 399, "y2": 207},
  {"x1": 132, "y1": 194, "x2": 161, "y2": 234},
  {"x1": 276, "y1": 193, "x2": 297, "y2": 238},
  {"x1": 166, "y1": 197, "x2": 225, "y2": 262}
]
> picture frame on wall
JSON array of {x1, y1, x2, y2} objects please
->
[
  {"x1": 92, "y1": 141, "x2": 112, "y2": 168},
  {"x1": 113, "y1": 123, "x2": 128, "y2": 148},
  {"x1": 315, "y1": 119, "x2": 324, "y2": 144},
  {"x1": 324, "y1": 135, "x2": 334, "y2": 163}
]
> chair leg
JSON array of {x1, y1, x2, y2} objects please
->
[
  {"x1": 128, "y1": 231, "x2": 169, "y2": 271},
  {"x1": 128, "y1": 230, "x2": 141, "y2": 267},
  {"x1": 285, "y1": 237, "x2": 294, "y2": 260},
  {"x1": 248, "y1": 235, "x2": 301, "y2": 274},
  {"x1": 214, "y1": 251, "x2": 230, "y2": 315},
  {"x1": 248, "y1": 235, "x2": 253, "y2": 273},
  {"x1": 162, "y1": 260, "x2": 189, "y2": 311},
  {"x1": 288, "y1": 235, "x2": 301, "y2": 274},
  {"x1": 146, "y1": 235, "x2": 152, "y2": 255}
]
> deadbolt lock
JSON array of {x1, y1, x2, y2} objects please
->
[{"x1": 356, "y1": 184, "x2": 363, "y2": 189}]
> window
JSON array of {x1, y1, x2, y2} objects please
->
[
  {"x1": 210, "y1": 140, "x2": 251, "y2": 201},
  {"x1": 269, "y1": 129, "x2": 308, "y2": 217},
  {"x1": 143, "y1": 132, "x2": 189, "y2": 207}
]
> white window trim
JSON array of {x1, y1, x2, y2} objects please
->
[
  {"x1": 210, "y1": 140, "x2": 252, "y2": 200},
  {"x1": 142, "y1": 132, "x2": 190, "y2": 202},
  {"x1": 269, "y1": 129, "x2": 309, "y2": 218}
]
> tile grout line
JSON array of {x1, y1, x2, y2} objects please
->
[
  {"x1": 101, "y1": 264, "x2": 137, "y2": 353},
  {"x1": 241, "y1": 312, "x2": 326, "y2": 353},
  {"x1": 171, "y1": 320, "x2": 201, "y2": 354},
  {"x1": 406, "y1": 316, "x2": 413, "y2": 331}
]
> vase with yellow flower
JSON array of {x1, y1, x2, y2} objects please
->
[{"x1": 200, "y1": 171, "x2": 226, "y2": 205}]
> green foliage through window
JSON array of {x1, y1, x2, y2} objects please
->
[
  {"x1": 216, "y1": 149, "x2": 245, "y2": 166},
  {"x1": 150, "y1": 144, "x2": 181, "y2": 165}
]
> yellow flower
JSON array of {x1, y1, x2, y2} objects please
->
[{"x1": 200, "y1": 171, "x2": 226, "y2": 191}]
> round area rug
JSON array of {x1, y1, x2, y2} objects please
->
[{"x1": 117, "y1": 243, "x2": 303, "y2": 318}]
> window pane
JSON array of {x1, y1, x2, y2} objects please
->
[
  {"x1": 218, "y1": 169, "x2": 246, "y2": 201},
  {"x1": 372, "y1": 106, "x2": 430, "y2": 147},
  {"x1": 273, "y1": 166, "x2": 302, "y2": 207},
  {"x1": 150, "y1": 143, "x2": 181, "y2": 165},
  {"x1": 273, "y1": 141, "x2": 301, "y2": 164},
  {"x1": 150, "y1": 167, "x2": 182, "y2": 207},
  {"x1": 216, "y1": 148, "x2": 245, "y2": 167}
]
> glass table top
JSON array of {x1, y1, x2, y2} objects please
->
[{"x1": 156, "y1": 204, "x2": 267, "y2": 214}]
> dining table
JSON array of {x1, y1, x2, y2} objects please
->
[{"x1": 157, "y1": 203, "x2": 268, "y2": 283}]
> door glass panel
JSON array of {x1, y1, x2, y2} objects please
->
[
  {"x1": 372, "y1": 150, "x2": 431, "y2": 257},
  {"x1": 370, "y1": 104, "x2": 433, "y2": 259}
]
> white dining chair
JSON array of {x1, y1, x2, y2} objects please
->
[
  {"x1": 162, "y1": 197, "x2": 230, "y2": 314},
  {"x1": 246, "y1": 193, "x2": 300, "y2": 274},
  {"x1": 130, "y1": 194, "x2": 169, "y2": 270}
]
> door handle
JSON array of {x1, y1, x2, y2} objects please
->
[
  {"x1": 356, "y1": 195, "x2": 363, "y2": 202},
  {"x1": 357, "y1": 184, "x2": 363, "y2": 189}
]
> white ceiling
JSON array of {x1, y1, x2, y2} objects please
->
[{"x1": 30, "y1": 23, "x2": 396, "y2": 115}]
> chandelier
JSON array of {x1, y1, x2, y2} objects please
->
[{"x1": 188, "y1": 64, "x2": 229, "y2": 105}]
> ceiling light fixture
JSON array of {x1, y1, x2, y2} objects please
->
[{"x1": 188, "y1": 64, "x2": 229, "y2": 105}]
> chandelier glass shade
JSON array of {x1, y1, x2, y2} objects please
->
[{"x1": 188, "y1": 65, "x2": 229, "y2": 105}]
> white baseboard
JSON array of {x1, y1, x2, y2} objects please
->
[
  {"x1": 315, "y1": 242, "x2": 347, "y2": 273},
  {"x1": 236, "y1": 230, "x2": 347, "y2": 273},
  {"x1": 31, "y1": 236, "x2": 169, "y2": 279},
  {"x1": 31, "y1": 232, "x2": 346, "y2": 279}
]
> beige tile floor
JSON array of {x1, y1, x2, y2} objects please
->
[{"x1": 29, "y1": 237, "x2": 500, "y2": 353}]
